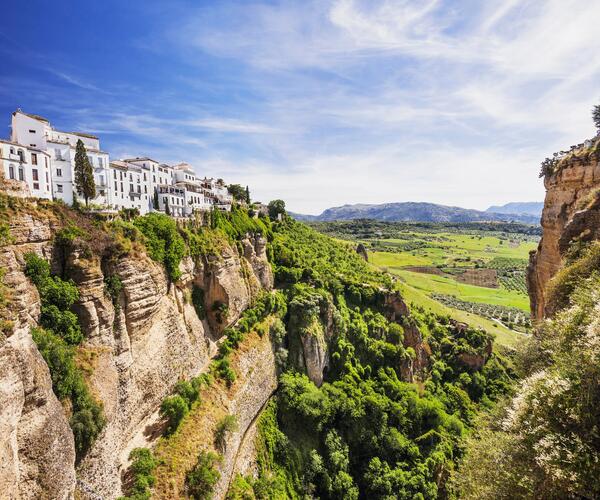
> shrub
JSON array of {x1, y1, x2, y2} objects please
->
[
  {"x1": 31, "y1": 327, "x2": 105, "y2": 459},
  {"x1": 40, "y1": 305, "x2": 83, "y2": 345},
  {"x1": 134, "y1": 213, "x2": 186, "y2": 281},
  {"x1": 104, "y1": 274, "x2": 123, "y2": 309},
  {"x1": 214, "y1": 415, "x2": 239, "y2": 451},
  {"x1": 119, "y1": 447, "x2": 159, "y2": 499},
  {"x1": 192, "y1": 285, "x2": 206, "y2": 320},
  {"x1": 24, "y1": 252, "x2": 50, "y2": 287},
  {"x1": 186, "y1": 450, "x2": 221, "y2": 500},
  {"x1": 160, "y1": 395, "x2": 189, "y2": 434}
]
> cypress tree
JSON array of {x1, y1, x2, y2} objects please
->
[
  {"x1": 245, "y1": 185, "x2": 250, "y2": 204},
  {"x1": 74, "y1": 139, "x2": 96, "y2": 206},
  {"x1": 165, "y1": 198, "x2": 171, "y2": 216},
  {"x1": 593, "y1": 104, "x2": 600, "y2": 133},
  {"x1": 153, "y1": 190, "x2": 159, "y2": 210}
]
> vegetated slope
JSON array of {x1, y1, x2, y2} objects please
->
[
  {"x1": 453, "y1": 128, "x2": 600, "y2": 498},
  {"x1": 0, "y1": 196, "x2": 276, "y2": 499},
  {"x1": 291, "y1": 202, "x2": 539, "y2": 224},
  {"x1": 228, "y1": 218, "x2": 515, "y2": 499},
  {"x1": 309, "y1": 220, "x2": 537, "y2": 337}
]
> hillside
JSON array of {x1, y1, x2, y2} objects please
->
[
  {"x1": 291, "y1": 202, "x2": 539, "y2": 224},
  {"x1": 0, "y1": 194, "x2": 514, "y2": 499},
  {"x1": 485, "y1": 202, "x2": 543, "y2": 217}
]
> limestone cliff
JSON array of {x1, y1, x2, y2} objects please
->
[
  {"x1": 528, "y1": 138, "x2": 600, "y2": 319},
  {"x1": 0, "y1": 200, "x2": 273, "y2": 499}
]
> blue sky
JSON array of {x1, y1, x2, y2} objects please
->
[{"x1": 2, "y1": 0, "x2": 599, "y2": 214}]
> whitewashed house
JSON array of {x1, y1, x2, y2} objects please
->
[
  {"x1": 0, "y1": 139, "x2": 52, "y2": 199},
  {"x1": 11, "y1": 110, "x2": 110, "y2": 206},
  {"x1": 173, "y1": 163, "x2": 212, "y2": 215}
]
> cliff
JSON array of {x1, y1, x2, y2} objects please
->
[
  {"x1": 527, "y1": 138, "x2": 600, "y2": 319},
  {"x1": 0, "y1": 200, "x2": 273, "y2": 499}
]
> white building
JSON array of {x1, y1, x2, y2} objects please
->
[
  {"x1": 173, "y1": 163, "x2": 212, "y2": 215},
  {"x1": 11, "y1": 110, "x2": 110, "y2": 206},
  {"x1": 0, "y1": 139, "x2": 52, "y2": 199},
  {"x1": 6, "y1": 109, "x2": 234, "y2": 216},
  {"x1": 156, "y1": 184, "x2": 186, "y2": 217}
]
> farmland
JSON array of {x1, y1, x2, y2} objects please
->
[{"x1": 309, "y1": 220, "x2": 540, "y2": 346}]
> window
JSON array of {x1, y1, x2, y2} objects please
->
[
  {"x1": 153, "y1": 175, "x2": 156, "y2": 182},
  {"x1": 113, "y1": 170, "x2": 117, "y2": 179},
  {"x1": 56, "y1": 184, "x2": 63, "y2": 193},
  {"x1": 33, "y1": 183, "x2": 39, "y2": 190},
  {"x1": 144, "y1": 185, "x2": 147, "y2": 193},
  {"x1": 114, "y1": 182, "x2": 118, "y2": 191},
  {"x1": 55, "y1": 148, "x2": 62, "y2": 160},
  {"x1": 87, "y1": 155, "x2": 93, "y2": 166},
  {"x1": 56, "y1": 168, "x2": 62, "y2": 177},
  {"x1": 98, "y1": 157, "x2": 103, "y2": 168},
  {"x1": 17, "y1": 150, "x2": 25, "y2": 162},
  {"x1": 18, "y1": 167, "x2": 24, "y2": 181},
  {"x1": 8, "y1": 166, "x2": 14, "y2": 179},
  {"x1": 45, "y1": 157, "x2": 48, "y2": 167},
  {"x1": 31, "y1": 153, "x2": 38, "y2": 165},
  {"x1": 137, "y1": 185, "x2": 141, "y2": 194},
  {"x1": 143, "y1": 173, "x2": 147, "y2": 181},
  {"x1": 32, "y1": 169, "x2": 39, "y2": 181},
  {"x1": 46, "y1": 172, "x2": 49, "y2": 184},
  {"x1": 29, "y1": 129, "x2": 36, "y2": 133},
  {"x1": 30, "y1": 144, "x2": 36, "y2": 147}
]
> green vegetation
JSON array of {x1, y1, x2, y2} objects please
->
[
  {"x1": 231, "y1": 218, "x2": 516, "y2": 499},
  {"x1": 307, "y1": 219, "x2": 536, "y2": 345},
  {"x1": 453, "y1": 272, "x2": 600, "y2": 499},
  {"x1": 73, "y1": 139, "x2": 96, "y2": 206},
  {"x1": 186, "y1": 450, "x2": 222, "y2": 500},
  {"x1": 160, "y1": 378, "x2": 203, "y2": 435},
  {"x1": 134, "y1": 213, "x2": 186, "y2": 281},
  {"x1": 119, "y1": 448, "x2": 160, "y2": 500},
  {"x1": 24, "y1": 253, "x2": 105, "y2": 459},
  {"x1": 191, "y1": 284, "x2": 206, "y2": 320},
  {"x1": 268, "y1": 199, "x2": 286, "y2": 220},
  {"x1": 214, "y1": 415, "x2": 238, "y2": 452}
]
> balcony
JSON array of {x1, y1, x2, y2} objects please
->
[{"x1": 129, "y1": 191, "x2": 141, "y2": 198}]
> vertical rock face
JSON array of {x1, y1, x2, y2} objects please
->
[
  {"x1": 528, "y1": 149, "x2": 600, "y2": 319},
  {"x1": 0, "y1": 209, "x2": 76, "y2": 500},
  {"x1": 0, "y1": 204, "x2": 274, "y2": 499}
]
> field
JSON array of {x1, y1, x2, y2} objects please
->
[{"x1": 310, "y1": 220, "x2": 540, "y2": 347}]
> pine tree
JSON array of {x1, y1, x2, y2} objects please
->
[
  {"x1": 593, "y1": 104, "x2": 600, "y2": 133},
  {"x1": 245, "y1": 186, "x2": 250, "y2": 204},
  {"x1": 74, "y1": 139, "x2": 96, "y2": 206},
  {"x1": 153, "y1": 190, "x2": 159, "y2": 210},
  {"x1": 165, "y1": 198, "x2": 171, "y2": 216}
]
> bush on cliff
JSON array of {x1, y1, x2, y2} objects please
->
[
  {"x1": 134, "y1": 213, "x2": 186, "y2": 281},
  {"x1": 186, "y1": 450, "x2": 222, "y2": 500}
]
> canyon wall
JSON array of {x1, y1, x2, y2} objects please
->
[
  {"x1": 528, "y1": 139, "x2": 600, "y2": 319},
  {"x1": 0, "y1": 202, "x2": 273, "y2": 499}
]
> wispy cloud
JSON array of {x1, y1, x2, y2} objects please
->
[{"x1": 3, "y1": 0, "x2": 599, "y2": 213}]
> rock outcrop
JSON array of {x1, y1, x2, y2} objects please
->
[
  {"x1": 0, "y1": 205, "x2": 76, "y2": 500},
  {"x1": 0, "y1": 201, "x2": 274, "y2": 499},
  {"x1": 528, "y1": 141, "x2": 600, "y2": 319}
]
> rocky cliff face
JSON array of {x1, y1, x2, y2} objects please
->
[
  {"x1": 0, "y1": 207, "x2": 76, "y2": 500},
  {"x1": 528, "y1": 141, "x2": 600, "y2": 319},
  {"x1": 0, "y1": 202, "x2": 273, "y2": 499}
]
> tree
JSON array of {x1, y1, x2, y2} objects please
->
[
  {"x1": 164, "y1": 198, "x2": 171, "y2": 216},
  {"x1": 153, "y1": 190, "x2": 159, "y2": 210},
  {"x1": 268, "y1": 199, "x2": 286, "y2": 220},
  {"x1": 186, "y1": 450, "x2": 221, "y2": 499},
  {"x1": 245, "y1": 185, "x2": 250, "y2": 204},
  {"x1": 73, "y1": 139, "x2": 95, "y2": 206},
  {"x1": 227, "y1": 184, "x2": 246, "y2": 203},
  {"x1": 593, "y1": 104, "x2": 600, "y2": 133}
]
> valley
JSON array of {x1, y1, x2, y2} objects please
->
[{"x1": 309, "y1": 220, "x2": 539, "y2": 346}]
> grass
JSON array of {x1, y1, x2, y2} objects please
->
[
  {"x1": 392, "y1": 269, "x2": 530, "y2": 310},
  {"x1": 395, "y1": 280, "x2": 523, "y2": 349}
]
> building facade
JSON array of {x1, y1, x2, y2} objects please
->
[{"x1": 4, "y1": 110, "x2": 234, "y2": 216}]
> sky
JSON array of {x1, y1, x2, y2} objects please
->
[{"x1": 2, "y1": 0, "x2": 599, "y2": 214}]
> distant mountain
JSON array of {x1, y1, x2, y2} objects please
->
[
  {"x1": 290, "y1": 202, "x2": 540, "y2": 224},
  {"x1": 485, "y1": 202, "x2": 543, "y2": 217}
]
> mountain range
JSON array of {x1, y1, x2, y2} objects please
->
[
  {"x1": 485, "y1": 202, "x2": 543, "y2": 217},
  {"x1": 290, "y1": 201, "x2": 541, "y2": 224}
]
